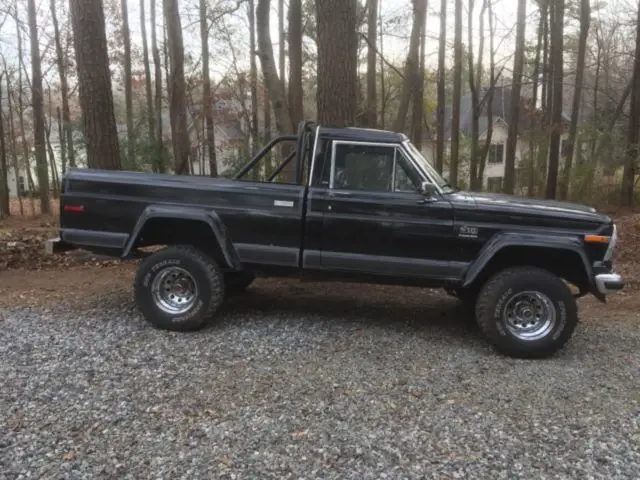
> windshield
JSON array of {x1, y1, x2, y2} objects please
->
[{"x1": 402, "y1": 140, "x2": 456, "y2": 193}]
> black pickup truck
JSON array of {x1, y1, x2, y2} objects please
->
[{"x1": 47, "y1": 121, "x2": 623, "y2": 358}]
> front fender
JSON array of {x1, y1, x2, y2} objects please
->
[
  {"x1": 122, "y1": 205, "x2": 241, "y2": 269},
  {"x1": 462, "y1": 232, "x2": 594, "y2": 290}
]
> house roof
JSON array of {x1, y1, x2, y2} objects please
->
[{"x1": 441, "y1": 85, "x2": 571, "y2": 139}]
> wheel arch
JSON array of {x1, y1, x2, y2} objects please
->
[
  {"x1": 463, "y1": 233, "x2": 593, "y2": 293},
  {"x1": 122, "y1": 205, "x2": 241, "y2": 270}
]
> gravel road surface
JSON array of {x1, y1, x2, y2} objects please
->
[{"x1": 1, "y1": 280, "x2": 639, "y2": 479}]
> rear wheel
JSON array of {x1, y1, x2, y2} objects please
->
[
  {"x1": 475, "y1": 266, "x2": 578, "y2": 359},
  {"x1": 134, "y1": 245, "x2": 225, "y2": 331}
]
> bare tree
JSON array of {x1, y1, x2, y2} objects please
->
[
  {"x1": 140, "y1": 0, "x2": 156, "y2": 159},
  {"x1": 257, "y1": 0, "x2": 293, "y2": 134},
  {"x1": 621, "y1": 1, "x2": 640, "y2": 207},
  {"x1": 248, "y1": 0, "x2": 259, "y2": 152},
  {"x1": 288, "y1": 0, "x2": 304, "y2": 127},
  {"x1": 0, "y1": 74, "x2": 8, "y2": 216},
  {"x1": 476, "y1": 0, "x2": 497, "y2": 186},
  {"x1": 393, "y1": 0, "x2": 427, "y2": 134},
  {"x1": 4, "y1": 66, "x2": 24, "y2": 215},
  {"x1": 410, "y1": 0, "x2": 428, "y2": 149},
  {"x1": 365, "y1": 0, "x2": 378, "y2": 127},
  {"x1": 200, "y1": 0, "x2": 217, "y2": 176},
  {"x1": 545, "y1": 0, "x2": 564, "y2": 199},
  {"x1": 69, "y1": 0, "x2": 122, "y2": 170},
  {"x1": 449, "y1": 0, "x2": 462, "y2": 187},
  {"x1": 151, "y1": 0, "x2": 165, "y2": 172},
  {"x1": 278, "y1": 0, "x2": 285, "y2": 95},
  {"x1": 559, "y1": 0, "x2": 590, "y2": 200},
  {"x1": 50, "y1": 0, "x2": 75, "y2": 170},
  {"x1": 503, "y1": 0, "x2": 526, "y2": 194},
  {"x1": 527, "y1": 0, "x2": 545, "y2": 197},
  {"x1": 436, "y1": 0, "x2": 446, "y2": 173},
  {"x1": 28, "y1": 0, "x2": 52, "y2": 213},
  {"x1": 163, "y1": 0, "x2": 191, "y2": 174},
  {"x1": 121, "y1": 0, "x2": 135, "y2": 166},
  {"x1": 316, "y1": 0, "x2": 358, "y2": 126}
]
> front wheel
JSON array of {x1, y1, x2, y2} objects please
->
[
  {"x1": 134, "y1": 245, "x2": 225, "y2": 331},
  {"x1": 475, "y1": 266, "x2": 578, "y2": 359}
]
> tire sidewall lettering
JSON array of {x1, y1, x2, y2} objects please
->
[{"x1": 493, "y1": 287, "x2": 513, "y2": 337}]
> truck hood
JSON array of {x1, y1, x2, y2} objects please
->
[{"x1": 450, "y1": 191, "x2": 611, "y2": 223}]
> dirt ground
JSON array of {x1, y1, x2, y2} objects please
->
[{"x1": 1, "y1": 211, "x2": 639, "y2": 315}]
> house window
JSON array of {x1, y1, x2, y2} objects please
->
[
  {"x1": 488, "y1": 143, "x2": 504, "y2": 164},
  {"x1": 487, "y1": 176, "x2": 503, "y2": 192}
]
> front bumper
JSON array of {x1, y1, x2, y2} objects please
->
[{"x1": 595, "y1": 272, "x2": 624, "y2": 295}]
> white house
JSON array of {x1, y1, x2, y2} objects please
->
[{"x1": 439, "y1": 85, "x2": 572, "y2": 191}]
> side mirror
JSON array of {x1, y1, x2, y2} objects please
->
[{"x1": 419, "y1": 181, "x2": 438, "y2": 198}]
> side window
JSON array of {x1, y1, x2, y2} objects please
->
[
  {"x1": 393, "y1": 150, "x2": 421, "y2": 193},
  {"x1": 331, "y1": 143, "x2": 395, "y2": 191}
]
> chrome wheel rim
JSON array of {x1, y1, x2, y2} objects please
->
[
  {"x1": 151, "y1": 266, "x2": 198, "y2": 315},
  {"x1": 503, "y1": 291, "x2": 556, "y2": 341}
]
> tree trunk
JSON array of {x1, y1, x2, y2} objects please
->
[
  {"x1": 50, "y1": 0, "x2": 75, "y2": 169},
  {"x1": 316, "y1": 0, "x2": 358, "y2": 126},
  {"x1": 248, "y1": 0, "x2": 260, "y2": 154},
  {"x1": 527, "y1": 1, "x2": 545, "y2": 197},
  {"x1": 545, "y1": 0, "x2": 564, "y2": 199},
  {"x1": 151, "y1": 0, "x2": 165, "y2": 173},
  {"x1": 436, "y1": 0, "x2": 446, "y2": 174},
  {"x1": 621, "y1": 1, "x2": 640, "y2": 207},
  {"x1": 69, "y1": 0, "x2": 122, "y2": 170},
  {"x1": 257, "y1": 0, "x2": 294, "y2": 135},
  {"x1": 56, "y1": 107, "x2": 67, "y2": 173},
  {"x1": 541, "y1": 2, "x2": 549, "y2": 122},
  {"x1": 503, "y1": 0, "x2": 526, "y2": 194},
  {"x1": 449, "y1": 0, "x2": 463, "y2": 187},
  {"x1": 200, "y1": 0, "x2": 217, "y2": 176},
  {"x1": 28, "y1": 0, "x2": 52, "y2": 214},
  {"x1": 140, "y1": 0, "x2": 156, "y2": 160},
  {"x1": 278, "y1": 0, "x2": 286, "y2": 95},
  {"x1": 477, "y1": 0, "x2": 496, "y2": 187},
  {"x1": 393, "y1": 0, "x2": 426, "y2": 134},
  {"x1": 16, "y1": 14, "x2": 36, "y2": 211},
  {"x1": 467, "y1": 0, "x2": 484, "y2": 191},
  {"x1": 0, "y1": 74, "x2": 8, "y2": 216},
  {"x1": 410, "y1": 0, "x2": 428, "y2": 149},
  {"x1": 163, "y1": 0, "x2": 191, "y2": 174},
  {"x1": 559, "y1": 0, "x2": 590, "y2": 200},
  {"x1": 365, "y1": 0, "x2": 379, "y2": 128},
  {"x1": 288, "y1": 0, "x2": 304, "y2": 128},
  {"x1": 121, "y1": 0, "x2": 135, "y2": 167},
  {"x1": 5, "y1": 72, "x2": 23, "y2": 215}
]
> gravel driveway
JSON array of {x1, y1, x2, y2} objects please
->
[{"x1": 1, "y1": 280, "x2": 639, "y2": 479}]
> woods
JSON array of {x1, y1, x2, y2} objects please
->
[{"x1": 0, "y1": 0, "x2": 640, "y2": 217}]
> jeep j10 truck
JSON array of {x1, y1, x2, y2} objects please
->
[{"x1": 47, "y1": 121, "x2": 623, "y2": 358}]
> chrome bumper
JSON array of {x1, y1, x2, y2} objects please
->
[{"x1": 595, "y1": 273, "x2": 624, "y2": 295}]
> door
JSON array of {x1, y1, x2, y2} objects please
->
[{"x1": 315, "y1": 140, "x2": 457, "y2": 280}]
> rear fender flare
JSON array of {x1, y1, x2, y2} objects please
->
[
  {"x1": 122, "y1": 205, "x2": 241, "y2": 269},
  {"x1": 462, "y1": 232, "x2": 593, "y2": 290}
]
